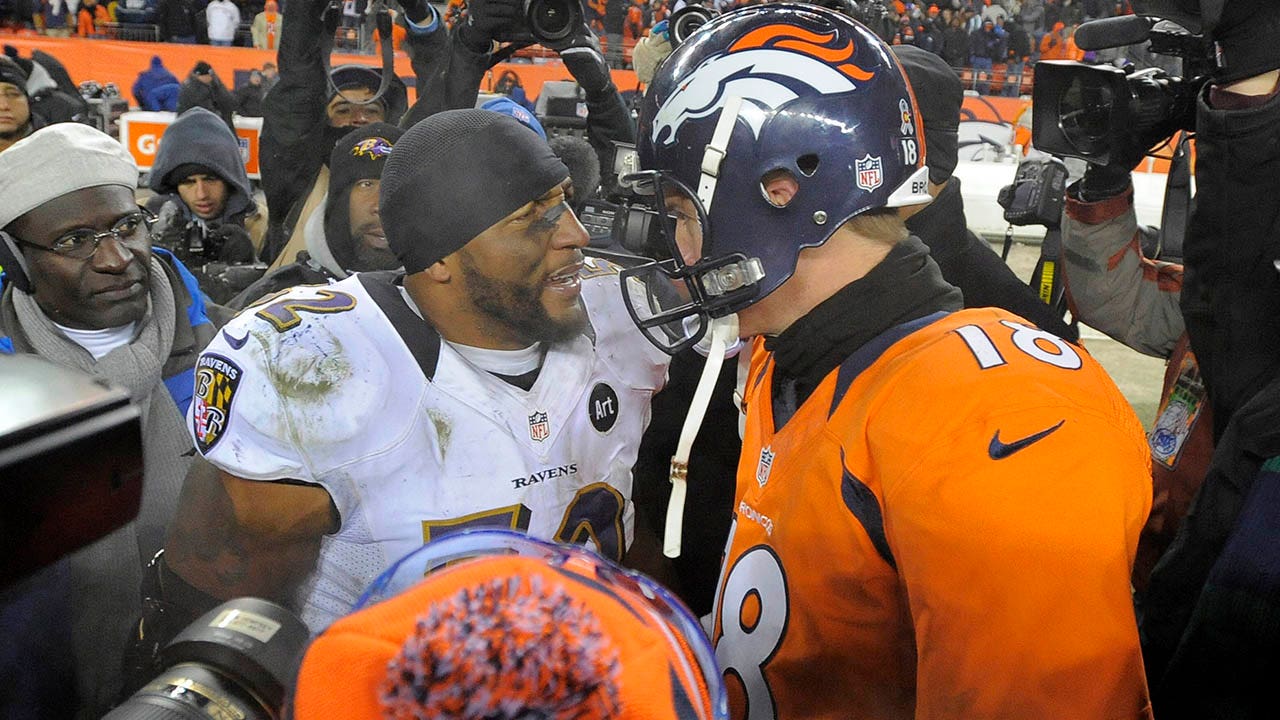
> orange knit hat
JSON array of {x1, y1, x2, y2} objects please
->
[{"x1": 293, "y1": 531, "x2": 728, "y2": 720}]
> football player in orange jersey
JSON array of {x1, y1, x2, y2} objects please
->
[
  {"x1": 618, "y1": 4, "x2": 1154, "y2": 719},
  {"x1": 293, "y1": 530, "x2": 728, "y2": 719}
]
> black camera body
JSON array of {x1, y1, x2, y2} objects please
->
[
  {"x1": 1, "y1": 356, "x2": 144, "y2": 587},
  {"x1": 525, "y1": 0, "x2": 584, "y2": 43},
  {"x1": 998, "y1": 156, "x2": 1070, "y2": 228},
  {"x1": 1032, "y1": 17, "x2": 1212, "y2": 167},
  {"x1": 582, "y1": 142, "x2": 670, "y2": 255}
]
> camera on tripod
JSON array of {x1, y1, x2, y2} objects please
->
[{"x1": 1032, "y1": 13, "x2": 1213, "y2": 167}]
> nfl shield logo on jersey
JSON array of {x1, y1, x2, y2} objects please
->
[
  {"x1": 756, "y1": 446, "x2": 775, "y2": 487},
  {"x1": 528, "y1": 411, "x2": 550, "y2": 442},
  {"x1": 855, "y1": 154, "x2": 883, "y2": 192}
]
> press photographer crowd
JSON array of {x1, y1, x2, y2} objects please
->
[
  {"x1": 2, "y1": 0, "x2": 1157, "y2": 91},
  {"x1": 2, "y1": 0, "x2": 1279, "y2": 717}
]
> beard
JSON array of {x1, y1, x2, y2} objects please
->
[
  {"x1": 352, "y1": 235, "x2": 402, "y2": 271},
  {"x1": 460, "y1": 254, "x2": 586, "y2": 345},
  {"x1": 350, "y1": 224, "x2": 399, "y2": 269}
]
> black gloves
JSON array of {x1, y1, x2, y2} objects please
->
[
  {"x1": 204, "y1": 223, "x2": 257, "y2": 264},
  {"x1": 458, "y1": 0, "x2": 525, "y2": 53},
  {"x1": 552, "y1": 25, "x2": 613, "y2": 96}
]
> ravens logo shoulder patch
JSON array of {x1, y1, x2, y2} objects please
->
[{"x1": 192, "y1": 352, "x2": 244, "y2": 454}]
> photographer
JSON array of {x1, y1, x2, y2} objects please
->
[
  {"x1": 1053, "y1": 1, "x2": 1280, "y2": 714},
  {"x1": 1141, "y1": 7, "x2": 1280, "y2": 718},
  {"x1": 259, "y1": 0, "x2": 424, "y2": 266},
  {"x1": 894, "y1": 44, "x2": 1078, "y2": 342},
  {"x1": 145, "y1": 107, "x2": 268, "y2": 303}
]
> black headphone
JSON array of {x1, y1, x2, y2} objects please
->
[{"x1": 0, "y1": 231, "x2": 33, "y2": 293}]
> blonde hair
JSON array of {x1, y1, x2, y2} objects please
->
[{"x1": 844, "y1": 208, "x2": 909, "y2": 246}]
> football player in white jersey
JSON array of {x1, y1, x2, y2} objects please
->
[{"x1": 147, "y1": 109, "x2": 671, "y2": 638}]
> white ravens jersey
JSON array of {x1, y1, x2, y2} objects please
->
[{"x1": 188, "y1": 258, "x2": 669, "y2": 631}]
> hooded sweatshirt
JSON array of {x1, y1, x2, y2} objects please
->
[{"x1": 147, "y1": 107, "x2": 266, "y2": 248}]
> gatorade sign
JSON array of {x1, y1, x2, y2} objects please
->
[{"x1": 118, "y1": 111, "x2": 263, "y2": 179}]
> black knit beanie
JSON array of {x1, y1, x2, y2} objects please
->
[
  {"x1": 329, "y1": 122, "x2": 404, "y2": 202},
  {"x1": 380, "y1": 109, "x2": 569, "y2": 274},
  {"x1": 165, "y1": 162, "x2": 219, "y2": 189},
  {"x1": 325, "y1": 122, "x2": 403, "y2": 266},
  {"x1": 892, "y1": 45, "x2": 962, "y2": 185},
  {"x1": 0, "y1": 56, "x2": 28, "y2": 97}
]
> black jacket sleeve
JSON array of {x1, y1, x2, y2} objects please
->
[
  {"x1": 560, "y1": 43, "x2": 635, "y2": 185},
  {"x1": 400, "y1": 24, "x2": 491, "y2": 129},
  {"x1": 259, "y1": 0, "x2": 330, "y2": 240},
  {"x1": 1181, "y1": 86, "x2": 1280, "y2": 437}
]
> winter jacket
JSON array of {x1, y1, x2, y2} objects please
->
[
  {"x1": 157, "y1": 0, "x2": 198, "y2": 39},
  {"x1": 132, "y1": 55, "x2": 180, "y2": 111},
  {"x1": 176, "y1": 72, "x2": 236, "y2": 130}
]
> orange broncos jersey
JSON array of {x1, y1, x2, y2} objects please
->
[{"x1": 711, "y1": 308, "x2": 1153, "y2": 720}]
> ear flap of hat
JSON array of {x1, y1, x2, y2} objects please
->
[{"x1": 0, "y1": 231, "x2": 33, "y2": 293}]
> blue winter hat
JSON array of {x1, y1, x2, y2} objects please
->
[{"x1": 481, "y1": 96, "x2": 547, "y2": 141}]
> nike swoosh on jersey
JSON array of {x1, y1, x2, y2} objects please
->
[
  {"x1": 988, "y1": 420, "x2": 1065, "y2": 460},
  {"x1": 222, "y1": 328, "x2": 249, "y2": 350}
]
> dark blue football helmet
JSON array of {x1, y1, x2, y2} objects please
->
[{"x1": 619, "y1": 3, "x2": 931, "y2": 353}]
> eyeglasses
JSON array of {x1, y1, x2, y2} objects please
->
[{"x1": 17, "y1": 211, "x2": 155, "y2": 261}]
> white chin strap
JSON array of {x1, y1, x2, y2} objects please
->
[
  {"x1": 664, "y1": 97, "x2": 745, "y2": 558},
  {"x1": 665, "y1": 313, "x2": 739, "y2": 558}
]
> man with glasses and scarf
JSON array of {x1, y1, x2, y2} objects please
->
[{"x1": 0, "y1": 123, "x2": 225, "y2": 718}]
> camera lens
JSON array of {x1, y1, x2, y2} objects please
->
[
  {"x1": 1059, "y1": 74, "x2": 1115, "y2": 157},
  {"x1": 670, "y1": 5, "x2": 716, "y2": 46},
  {"x1": 527, "y1": 0, "x2": 577, "y2": 42},
  {"x1": 104, "y1": 663, "x2": 273, "y2": 720},
  {"x1": 107, "y1": 599, "x2": 308, "y2": 720}
]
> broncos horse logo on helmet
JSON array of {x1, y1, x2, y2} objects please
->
[
  {"x1": 651, "y1": 24, "x2": 875, "y2": 146},
  {"x1": 621, "y1": 3, "x2": 932, "y2": 354}
]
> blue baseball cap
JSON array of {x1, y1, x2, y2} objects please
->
[{"x1": 481, "y1": 96, "x2": 547, "y2": 141}]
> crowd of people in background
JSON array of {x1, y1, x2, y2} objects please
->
[
  {"x1": 5, "y1": 0, "x2": 1280, "y2": 716},
  {"x1": 0, "y1": 0, "x2": 1153, "y2": 95}
]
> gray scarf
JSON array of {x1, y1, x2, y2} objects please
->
[{"x1": 10, "y1": 256, "x2": 194, "y2": 716}]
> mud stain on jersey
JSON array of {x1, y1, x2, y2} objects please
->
[
  {"x1": 270, "y1": 334, "x2": 351, "y2": 402},
  {"x1": 427, "y1": 409, "x2": 452, "y2": 460}
]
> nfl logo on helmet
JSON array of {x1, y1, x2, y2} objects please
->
[{"x1": 856, "y1": 154, "x2": 883, "y2": 192}]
